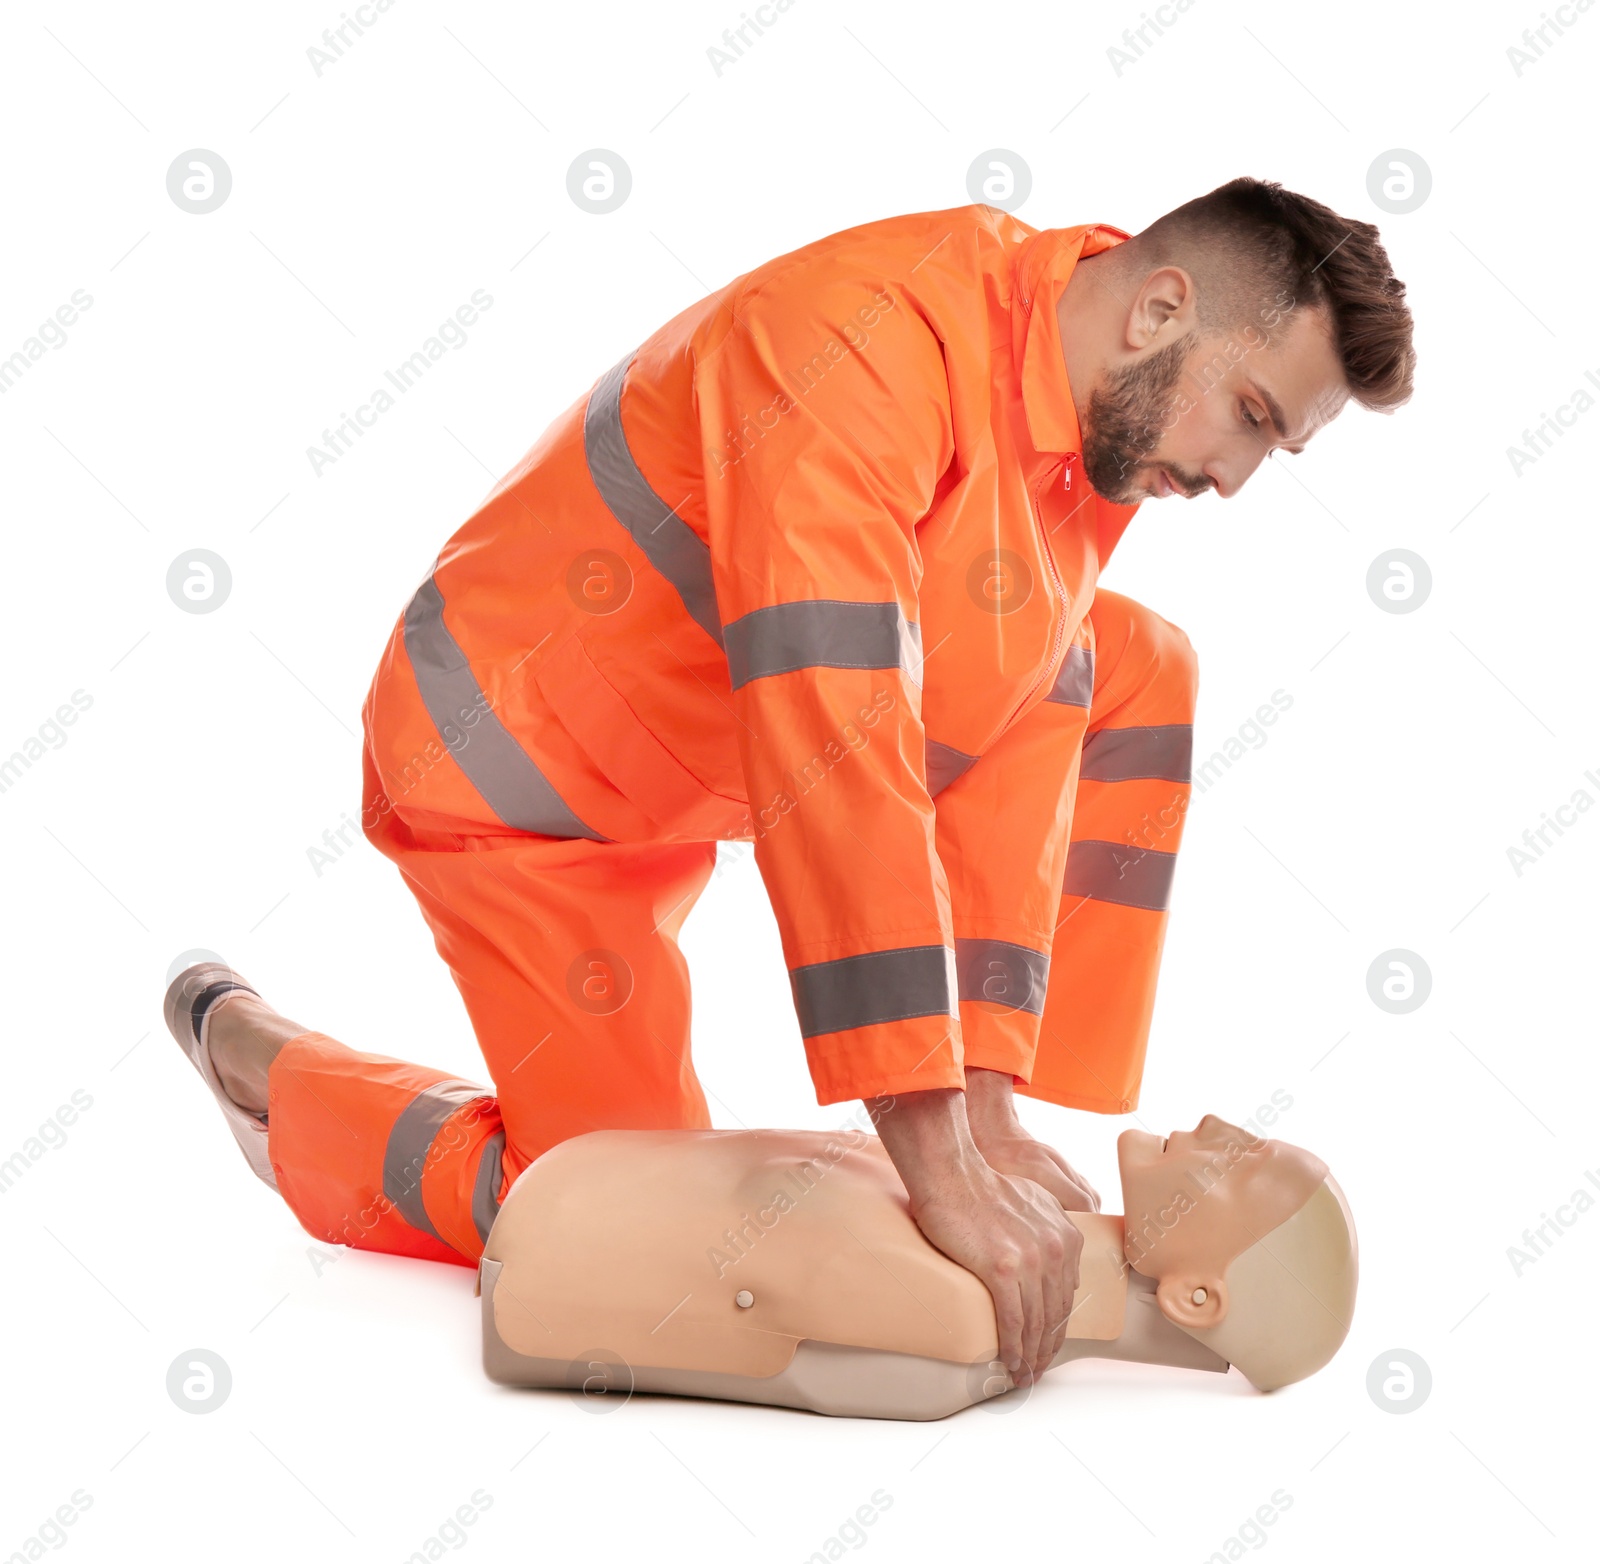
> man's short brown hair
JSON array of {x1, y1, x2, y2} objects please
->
[{"x1": 1130, "y1": 176, "x2": 1416, "y2": 413}]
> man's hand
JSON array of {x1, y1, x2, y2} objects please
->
[
  {"x1": 964, "y1": 1066, "x2": 1101, "y2": 1212},
  {"x1": 870, "y1": 1087, "x2": 1084, "y2": 1387}
]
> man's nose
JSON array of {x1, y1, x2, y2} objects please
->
[{"x1": 1205, "y1": 445, "x2": 1270, "y2": 499}]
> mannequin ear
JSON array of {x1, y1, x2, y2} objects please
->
[{"x1": 1155, "y1": 1273, "x2": 1228, "y2": 1329}]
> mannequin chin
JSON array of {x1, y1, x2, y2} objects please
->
[{"x1": 479, "y1": 1117, "x2": 1358, "y2": 1418}]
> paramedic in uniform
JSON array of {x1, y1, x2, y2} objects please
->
[{"x1": 168, "y1": 176, "x2": 1415, "y2": 1389}]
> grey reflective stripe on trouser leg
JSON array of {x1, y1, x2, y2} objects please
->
[
  {"x1": 954, "y1": 937, "x2": 1050, "y2": 1015},
  {"x1": 790, "y1": 944, "x2": 958, "y2": 1038},
  {"x1": 471, "y1": 1129, "x2": 506, "y2": 1245},
  {"x1": 583, "y1": 351, "x2": 724, "y2": 648},
  {"x1": 723, "y1": 600, "x2": 923, "y2": 691},
  {"x1": 1044, "y1": 644, "x2": 1096, "y2": 708},
  {"x1": 403, "y1": 575, "x2": 605, "y2": 840},
  {"x1": 1063, "y1": 840, "x2": 1177, "y2": 911},
  {"x1": 383, "y1": 1082, "x2": 494, "y2": 1244},
  {"x1": 926, "y1": 739, "x2": 977, "y2": 797},
  {"x1": 1079, "y1": 724, "x2": 1193, "y2": 783}
]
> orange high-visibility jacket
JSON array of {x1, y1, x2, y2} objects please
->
[{"x1": 365, "y1": 206, "x2": 1144, "y2": 1104}]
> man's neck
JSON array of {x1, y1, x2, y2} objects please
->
[{"x1": 1056, "y1": 247, "x2": 1125, "y2": 434}]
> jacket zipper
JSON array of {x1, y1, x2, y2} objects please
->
[{"x1": 998, "y1": 453, "x2": 1071, "y2": 735}]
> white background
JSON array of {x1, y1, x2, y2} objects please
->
[{"x1": 2, "y1": 0, "x2": 1595, "y2": 1560}]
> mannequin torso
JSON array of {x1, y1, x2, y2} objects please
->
[{"x1": 480, "y1": 1127, "x2": 1233, "y2": 1419}]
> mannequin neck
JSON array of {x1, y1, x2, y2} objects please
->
[{"x1": 1054, "y1": 1212, "x2": 1231, "y2": 1376}]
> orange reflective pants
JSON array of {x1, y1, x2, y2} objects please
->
[{"x1": 266, "y1": 588, "x2": 1196, "y2": 1268}]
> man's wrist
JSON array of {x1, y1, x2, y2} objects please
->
[
  {"x1": 867, "y1": 1086, "x2": 987, "y2": 1196},
  {"x1": 963, "y1": 1065, "x2": 1023, "y2": 1142}
]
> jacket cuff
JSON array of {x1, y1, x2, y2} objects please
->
[
  {"x1": 803, "y1": 1013, "x2": 965, "y2": 1105},
  {"x1": 956, "y1": 1001, "x2": 1040, "y2": 1084}
]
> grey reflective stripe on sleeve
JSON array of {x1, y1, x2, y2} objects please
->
[
  {"x1": 1045, "y1": 644, "x2": 1095, "y2": 708},
  {"x1": 403, "y1": 575, "x2": 605, "y2": 841},
  {"x1": 471, "y1": 1129, "x2": 506, "y2": 1245},
  {"x1": 382, "y1": 1082, "x2": 492, "y2": 1243},
  {"x1": 1080, "y1": 724, "x2": 1193, "y2": 783},
  {"x1": 790, "y1": 944, "x2": 957, "y2": 1039},
  {"x1": 583, "y1": 352, "x2": 724, "y2": 648},
  {"x1": 724, "y1": 600, "x2": 922, "y2": 691},
  {"x1": 955, "y1": 937, "x2": 1049, "y2": 1015},
  {"x1": 926, "y1": 739, "x2": 977, "y2": 797},
  {"x1": 1063, "y1": 840, "x2": 1177, "y2": 911}
]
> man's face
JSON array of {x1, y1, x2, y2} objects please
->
[{"x1": 1081, "y1": 301, "x2": 1350, "y2": 505}]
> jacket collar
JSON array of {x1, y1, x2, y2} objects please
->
[{"x1": 1013, "y1": 221, "x2": 1132, "y2": 457}]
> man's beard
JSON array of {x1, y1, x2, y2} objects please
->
[{"x1": 1080, "y1": 330, "x2": 1197, "y2": 503}]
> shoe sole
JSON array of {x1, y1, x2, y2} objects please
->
[{"x1": 163, "y1": 961, "x2": 279, "y2": 1191}]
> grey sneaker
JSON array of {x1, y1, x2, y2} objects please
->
[{"x1": 163, "y1": 961, "x2": 278, "y2": 1191}]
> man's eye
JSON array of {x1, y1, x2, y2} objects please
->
[{"x1": 1240, "y1": 401, "x2": 1260, "y2": 428}]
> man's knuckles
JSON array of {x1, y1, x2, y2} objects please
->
[{"x1": 988, "y1": 1247, "x2": 1023, "y2": 1282}]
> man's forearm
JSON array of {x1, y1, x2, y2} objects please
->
[
  {"x1": 866, "y1": 1081, "x2": 1086, "y2": 1383},
  {"x1": 867, "y1": 1086, "x2": 987, "y2": 1205},
  {"x1": 870, "y1": 1071, "x2": 1020, "y2": 1191}
]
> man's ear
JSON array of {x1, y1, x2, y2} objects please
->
[
  {"x1": 1124, "y1": 264, "x2": 1197, "y2": 351},
  {"x1": 1155, "y1": 1272, "x2": 1228, "y2": 1329}
]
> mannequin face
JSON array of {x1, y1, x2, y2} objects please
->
[{"x1": 1117, "y1": 1116, "x2": 1327, "y2": 1332}]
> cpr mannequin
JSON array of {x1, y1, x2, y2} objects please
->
[{"x1": 479, "y1": 1114, "x2": 1357, "y2": 1420}]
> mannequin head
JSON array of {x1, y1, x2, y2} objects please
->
[{"x1": 1117, "y1": 1116, "x2": 1358, "y2": 1390}]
